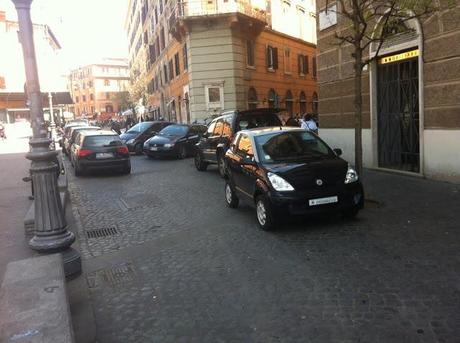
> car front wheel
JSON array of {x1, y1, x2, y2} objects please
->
[
  {"x1": 255, "y1": 195, "x2": 277, "y2": 231},
  {"x1": 225, "y1": 182, "x2": 239, "y2": 208},
  {"x1": 178, "y1": 145, "x2": 187, "y2": 159},
  {"x1": 134, "y1": 143, "x2": 143, "y2": 155},
  {"x1": 217, "y1": 153, "x2": 226, "y2": 178},
  {"x1": 194, "y1": 152, "x2": 208, "y2": 171}
]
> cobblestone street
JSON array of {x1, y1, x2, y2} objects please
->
[{"x1": 67, "y1": 155, "x2": 460, "y2": 343}]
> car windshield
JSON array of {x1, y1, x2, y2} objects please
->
[
  {"x1": 255, "y1": 131, "x2": 334, "y2": 163},
  {"x1": 83, "y1": 135, "x2": 122, "y2": 147},
  {"x1": 236, "y1": 113, "x2": 282, "y2": 131},
  {"x1": 127, "y1": 122, "x2": 152, "y2": 133},
  {"x1": 159, "y1": 125, "x2": 188, "y2": 136}
]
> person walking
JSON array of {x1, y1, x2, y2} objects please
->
[{"x1": 300, "y1": 113, "x2": 318, "y2": 134}]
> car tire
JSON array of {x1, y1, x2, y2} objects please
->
[
  {"x1": 122, "y1": 165, "x2": 131, "y2": 175},
  {"x1": 342, "y1": 207, "x2": 359, "y2": 219},
  {"x1": 134, "y1": 143, "x2": 143, "y2": 155},
  {"x1": 217, "y1": 153, "x2": 226, "y2": 178},
  {"x1": 178, "y1": 145, "x2": 187, "y2": 159},
  {"x1": 255, "y1": 195, "x2": 277, "y2": 231},
  {"x1": 194, "y1": 152, "x2": 208, "y2": 171},
  {"x1": 225, "y1": 182, "x2": 239, "y2": 208}
]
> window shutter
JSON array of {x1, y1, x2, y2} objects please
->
[
  {"x1": 266, "y1": 45, "x2": 270, "y2": 67},
  {"x1": 298, "y1": 54, "x2": 302, "y2": 74},
  {"x1": 305, "y1": 55, "x2": 309, "y2": 74},
  {"x1": 273, "y1": 47, "x2": 279, "y2": 69}
]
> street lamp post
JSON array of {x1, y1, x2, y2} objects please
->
[
  {"x1": 12, "y1": 0, "x2": 80, "y2": 277},
  {"x1": 48, "y1": 91, "x2": 57, "y2": 142}
]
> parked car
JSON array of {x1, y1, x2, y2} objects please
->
[
  {"x1": 224, "y1": 127, "x2": 364, "y2": 230},
  {"x1": 143, "y1": 124, "x2": 207, "y2": 159},
  {"x1": 61, "y1": 122, "x2": 89, "y2": 154},
  {"x1": 71, "y1": 130, "x2": 131, "y2": 176},
  {"x1": 120, "y1": 121, "x2": 172, "y2": 154},
  {"x1": 64, "y1": 126, "x2": 100, "y2": 156},
  {"x1": 194, "y1": 108, "x2": 283, "y2": 177}
]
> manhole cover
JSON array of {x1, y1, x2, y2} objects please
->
[
  {"x1": 86, "y1": 262, "x2": 136, "y2": 289},
  {"x1": 86, "y1": 227, "x2": 118, "y2": 239}
]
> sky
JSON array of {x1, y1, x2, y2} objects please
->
[{"x1": 0, "y1": 0, "x2": 129, "y2": 71}]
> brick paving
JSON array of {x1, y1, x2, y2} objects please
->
[{"x1": 67, "y1": 155, "x2": 460, "y2": 343}]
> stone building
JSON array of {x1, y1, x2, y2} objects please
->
[
  {"x1": 316, "y1": 1, "x2": 460, "y2": 183},
  {"x1": 67, "y1": 58, "x2": 130, "y2": 120},
  {"x1": 125, "y1": 0, "x2": 318, "y2": 123}
]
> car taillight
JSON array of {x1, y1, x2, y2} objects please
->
[
  {"x1": 78, "y1": 149, "x2": 93, "y2": 157},
  {"x1": 117, "y1": 146, "x2": 129, "y2": 155}
]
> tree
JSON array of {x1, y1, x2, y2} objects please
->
[
  {"x1": 325, "y1": 0, "x2": 440, "y2": 176},
  {"x1": 113, "y1": 91, "x2": 131, "y2": 112}
]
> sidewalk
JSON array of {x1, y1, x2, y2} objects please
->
[{"x1": 0, "y1": 123, "x2": 36, "y2": 284}]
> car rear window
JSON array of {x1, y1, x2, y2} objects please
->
[
  {"x1": 83, "y1": 135, "x2": 122, "y2": 147},
  {"x1": 236, "y1": 113, "x2": 282, "y2": 131}
]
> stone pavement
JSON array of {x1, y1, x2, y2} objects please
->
[
  {"x1": 66, "y1": 155, "x2": 460, "y2": 343},
  {"x1": 0, "y1": 123, "x2": 36, "y2": 284}
]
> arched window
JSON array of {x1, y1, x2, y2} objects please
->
[
  {"x1": 248, "y1": 87, "x2": 258, "y2": 109},
  {"x1": 285, "y1": 90, "x2": 293, "y2": 115},
  {"x1": 268, "y1": 88, "x2": 278, "y2": 108},
  {"x1": 299, "y1": 91, "x2": 307, "y2": 114},
  {"x1": 312, "y1": 92, "x2": 318, "y2": 114}
]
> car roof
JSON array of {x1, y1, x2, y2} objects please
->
[
  {"x1": 240, "y1": 126, "x2": 306, "y2": 136},
  {"x1": 72, "y1": 126, "x2": 99, "y2": 131},
  {"x1": 81, "y1": 130, "x2": 118, "y2": 137}
]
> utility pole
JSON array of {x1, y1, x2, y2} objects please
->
[{"x1": 12, "y1": 0, "x2": 80, "y2": 277}]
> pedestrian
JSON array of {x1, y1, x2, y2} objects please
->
[
  {"x1": 0, "y1": 121, "x2": 6, "y2": 140},
  {"x1": 285, "y1": 115, "x2": 299, "y2": 127},
  {"x1": 300, "y1": 113, "x2": 318, "y2": 134},
  {"x1": 111, "y1": 120, "x2": 121, "y2": 135}
]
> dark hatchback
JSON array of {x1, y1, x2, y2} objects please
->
[
  {"x1": 194, "y1": 108, "x2": 283, "y2": 177},
  {"x1": 72, "y1": 130, "x2": 131, "y2": 176},
  {"x1": 143, "y1": 124, "x2": 207, "y2": 159},
  {"x1": 224, "y1": 127, "x2": 364, "y2": 230},
  {"x1": 120, "y1": 121, "x2": 172, "y2": 154}
]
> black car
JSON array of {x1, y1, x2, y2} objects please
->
[
  {"x1": 71, "y1": 130, "x2": 131, "y2": 176},
  {"x1": 194, "y1": 108, "x2": 283, "y2": 177},
  {"x1": 61, "y1": 122, "x2": 89, "y2": 154},
  {"x1": 143, "y1": 124, "x2": 207, "y2": 159},
  {"x1": 64, "y1": 125, "x2": 100, "y2": 156},
  {"x1": 224, "y1": 127, "x2": 364, "y2": 230},
  {"x1": 120, "y1": 121, "x2": 172, "y2": 154}
]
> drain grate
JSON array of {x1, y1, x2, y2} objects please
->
[
  {"x1": 85, "y1": 226, "x2": 118, "y2": 239},
  {"x1": 86, "y1": 262, "x2": 136, "y2": 289}
]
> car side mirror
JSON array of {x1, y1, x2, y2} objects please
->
[
  {"x1": 242, "y1": 155, "x2": 256, "y2": 165},
  {"x1": 333, "y1": 148, "x2": 342, "y2": 156}
]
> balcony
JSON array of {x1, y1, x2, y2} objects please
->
[{"x1": 170, "y1": 0, "x2": 267, "y2": 39}]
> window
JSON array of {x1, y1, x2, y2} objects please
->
[
  {"x1": 213, "y1": 119, "x2": 224, "y2": 136},
  {"x1": 222, "y1": 115, "x2": 232, "y2": 138},
  {"x1": 163, "y1": 64, "x2": 168, "y2": 83},
  {"x1": 313, "y1": 56, "x2": 317, "y2": 78},
  {"x1": 236, "y1": 134, "x2": 253, "y2": 157},
  {"x1": 159, "y1": 0, "x2": 163, "y2": 13},
  {"x1": 75, "y1": 96, "x2": 79, "y2": 103},
  {"x1": 285, "y1": 90, "x2": 293, "y2": 115},
  {"x1": 248, "y1": 87, "x2": 257, "y2": 109},
  {"x1": 106, "y1": 92, "x2": 110, "y2": 100},
  {"x1": 91, "y1": 106, "x2": 94, "y2": 113},
  {"x1": 154, "y1": 7, "x2": 158, "y2": 23},
  {"x1": 205, "y1": 85, "x2": 224, "y2": 109},
  {"x1": 160, "y1": 28, "x2": 165, "y2": 50},
  {"x1": 174, "y1": 53, "x2": 180, "y2": 76},
  {"x1": 82, "y1": 95, "x2": 86, "y2": 102},
  {"x1": 246, "y1": 40, "x2": 255, "y2": 67},
  {"x1": 299, "y1": 91, "x2": 307, "y2": 113},
  {"x1": 298, "y1": 54, "x2": 309, "y2": 75},
  {"x1": 266, "y1": 45, "x2": 278, "y2": 70},
  {"x1": 312, "y1": 92, "x2": 318, "y2": 114},
  {"x1": 104, "y1": 79, "x2": 110, "y2": 86},
  {"x1": 183, "y1": 43, "x2": 188, "y2": 70},
  {"x1": 90, "y1": 94, "x2": 94, "y2": 101},
  {"x1": 169, "y1": 59, "x2": 174, "y2": 80},
  {"x1": 88, "y1": 81, "x2": 93, "y2": 87},
  {"x1": 284, "y1": 48, "x2": 291, "y2": 73},
  {"x1": 268, "y1": 89, "x2": 277, "y2": 108}
]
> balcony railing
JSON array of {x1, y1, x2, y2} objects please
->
[{"x1": 171, "y1": 0, "x2": 267, "y2": 23}]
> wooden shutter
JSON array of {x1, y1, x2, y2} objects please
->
[
  {"x1": 298, "y1": 54, "x2": 302, "y2": 74},
  {"x1": 273, "y1": 47, "x2": 279, "y2": 69}
]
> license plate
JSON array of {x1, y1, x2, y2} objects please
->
[
  {"x1": 150, "y1": 147, "x2": 158, "y2": 151},
  {"x1": 96, "y1": 152, "x2": 113, "y2": 159},
  {"x1": 309, "y1": 196, "x2": 338, "y2": 206}
]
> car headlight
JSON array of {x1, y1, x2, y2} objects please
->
[
  {"x1": 164, "y1": 143, "x2": 174, "y2": 148},
  {"x1": 345, "y1": 165, "x2": 359, "y2": 184},
  {"x1": 267, "y1": 172, "x2": 294, "y2": 191},
  {"x1": 126, "y1": 139, "x2": 134, "y2": 145}
]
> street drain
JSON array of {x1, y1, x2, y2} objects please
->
[
  {"x1": 85, "y1": 227, "x2": 118, "y2": 239},
  {"x1": 86, "y1": 262, "x2": 136, "y2": 289}
]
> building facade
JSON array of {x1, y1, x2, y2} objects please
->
[
  {"x1": 316, "y1": 1, "x2": 460, "y2": 183},
  {"x1": 125, "y1": 0, "x2": 318, "y2": 123},
  {"x1": 0, "y1": 10, "x2": 71, "y2": 123},
  {"x1": 67, "y1": 59, "x2": 130, "y2": 120}
]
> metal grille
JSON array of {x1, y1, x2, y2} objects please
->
[
  {"x1": 86, "y1": 262, "x2": 136, "y2": 289},
  {"x1": 85, "y1": 227, "x2": 118, "y2": 239},
  {"x1": 377, "y1": 55, "x2": 420, "y2": 173}
]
